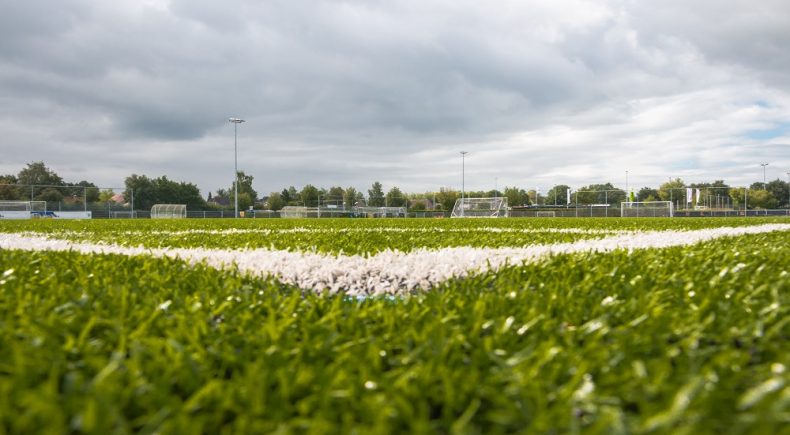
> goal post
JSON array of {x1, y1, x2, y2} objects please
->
[
  {"x1": 621, "y1": 201, "x2": 674, "y2": 218},
  {"x1": 451, "y1": 197, "x2": 509, "y2": 218}
]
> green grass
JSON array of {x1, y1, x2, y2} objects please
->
[
  {"x1": 1, "y1": 225, "x2": 788, "y2": 433},
  {"x1": 1, "y1": 217, "x2": 787, "y2": 255}
]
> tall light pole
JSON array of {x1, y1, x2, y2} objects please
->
[
  {"x1": 760, "y1": 163, "x2": 769, "y2": 190},
  {"x1": 460, "y1": 151, "x2": 468, "y2": 217},
  {"x1": 625, "y1": 170, "x2": 629, "y2": 200},
  {"x1": 229, "y1": 117, "x2": 245, "y2": 218}
]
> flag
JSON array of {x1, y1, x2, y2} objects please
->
[
  {"x1": 686, "y1": 188, "x2": 692, "y2": 203},
  {"x1": 696, "y1": 189, "x2": 701, "y2": 205},
  {"x1": 567, "y1": 188, "x2": 571, "y2": 205}
]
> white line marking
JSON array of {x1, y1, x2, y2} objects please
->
[{"x1": 2, "y1": 224, "x2": 789, "y2": 296}]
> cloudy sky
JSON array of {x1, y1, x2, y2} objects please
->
[{"x1": 1, "y1": 0, "x2": 788, "y2": 196}]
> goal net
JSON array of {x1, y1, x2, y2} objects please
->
[
  {"x1": 151, "y1": 204, "x2": 187, "y2": 219},
  {"x1": 279, "y1": 206, "x2": 317, "y2": 218},
  {"x1": 355, "y1": 206, "x2": 406, "y2": 218},
  {"x1": 451, "y1": 197, "x2": 509, "y2": 218},
  {"x1": 536, "y1": 211, "x2": 556, "y2": 217},
  {"x1": 621, "y1": 201, "x2": 673, "y2": 218},
  {"x1": 0, "y1": 201, "x2": 46, "y2": 219}
]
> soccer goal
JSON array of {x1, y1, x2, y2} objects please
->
[
  {"x1": 621, "y1": 201, "x2": 674, "y2": 218},
  {"x1": 151, "y1": 204, "x2": 187, "y2": 219},
  {"x1": 0, "y1": 201, "x2": 46, "y2": 219},
  {"x1": 451, "y1": 197, "x2": 509, "y2": 218},
  {"x1": 279, "y1": 206, "x2": 317, "y2": 218},
  {"x1": 536, "y1": 211, "x2": 556, "y2": 218}
]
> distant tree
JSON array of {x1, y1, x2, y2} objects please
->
[
  {"x1": 0, "y1": 174, "x2": 20, "y2": 200},
  {"x1": 37, "y1": 187, "x2": 64, "y2": 203},
  {"x1": 326, "y1": 186, "x2": 345, "y2": 207},
  {"x1": 658, "y1": 178, "x2": 686, "y2": 202},
  {"x1": 230, "y1": 171, "x2": 257, "y2": 205},
  {"x1": 574, "y1": 183, "x2": 624, "y2": 205},
  {"x1": 765, "y1": 178, "x2": 789, "y2": 208},
  {"x1": 545, "y1": 185, "x2": 571, "y2": 206},
  {"x1": 98, "y1": 189, "x2": 115, "y2": 203},
  {"x1": 503, "y1": 186, "x2": 529, "y2": 207},
  {"x1": 368, "y1": 182, "x2": 385, "y2": 206},
  {"x1": 746, "y1": 189, "x2": 778, "y2": 209},
  {"x1": 267, "y1": 192, "x2": 285, "y2": 211},
  {"x1": 17, "y1": 161, "x2": 63, "y2": 187},
  {"x1": 410, "y1": 201, "x2": 427, "y2": 211},
  {"x1": 236, "y1": 192, "x2": 254, "y2": 211},
  {"x1": 385, "y1": 186, "x2": 406, "y2": 207},
  {"x1": 280, "y1": 188, "x2": 291, "y2": 204},
  {"x1": 343, "y1": 187, "x2": 359, "y2": 208},
  {"x1": 636, "y1": 187, "x2": 660, "y2": 202},
  {"x1": 124, "y1": 174, "x2": 206, "y2": 210},
  {"x1": 486, "y1": 189, "x2": 503, "y2": 198},
  {"x1": 74, "y1": 180, "x2": 100, "y2": 203},
  {"x1": 435, "y1": 187, "x2": 458, "y2": 211},
  {"x1": 300, "y1": 184, "x2": 319, "y2": 207}
]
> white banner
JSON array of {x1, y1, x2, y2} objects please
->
[
  {"x1": 686, "y1": 188, "x2": 693, "y2": 203},
  {"x1": 0, "y1": 211, "x2": 32, "y2": 220},
  {"x1": 567, "y1": 188, "x2": 571, "y2": 205},
  {"x1": 53, "y1": 211, "x2": 92, "y2": 219},
  {"x1": 696, "y1": 189, "x2": 701, "y2": 205}
]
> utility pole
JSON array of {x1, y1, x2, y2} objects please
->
[
  {"x1": 460, "y1": 151, "x2": 468, "y2": 217},
  {"x1": 760, "y1": 163, "x2": 769, "y2": 190}
]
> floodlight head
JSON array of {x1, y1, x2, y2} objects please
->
[{"x1": 229, "y1": 117, "x2": 245, "y2": 123}]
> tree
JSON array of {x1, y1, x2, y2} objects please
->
[
  {"x1": 545, "y1": 185, "x2": 571, "y2": 206},
  {"x1": 300, "y1": 184, "x2": 319, "y2": 207},
  {"x1": 636, "y1": 187, "x2": 660, "y2": 202},
  {"x1": 280, "y1": 188, "x2": 291, "y2": 204},
  {"x1": 267, "y1": 192, "x2": 285, "y2": 211},
  {"x1": 385, "y1": 186, "x2": 406, "y2": 207},
  {"x1": 230, "y1": 171, "x2": 257, "y2": 206},
  {"x1": 124, "y1": 174, "x2": 207, "y2": 210},
  {"x1": 574, "y1": 183, "x2": 625, "y2": 205},
  {"x1": 747, "y1": 189, "x2": 778, "y2": 209},
  {"x1": 765, "y1": 179, "x2": 789, "y2": 208},
  {"x1": 17, "y1": 161, "x2": 63, "y2": 187},
  {"x1": 326, "y1": 186, "x2": 345, "y2": 207},
  {"x1": 74, "y1": 180, "x2": 100, "y2": 203},
  {"x1": 0, "y1": 174, "x2": 20, "y2": 200},
  {"x1": 344, "y1": 187, "x2": 359, "y2": 208},
  {"x1": 503, "y1": 186, "x2": 529, "y2": 207},
  {"x1": 98, "y1": 189, "x2": 116, "y2": 203},
  {"x1": 37, "y1": 187, "x2": 64, "y2": 203},
  {"x1": 435, "y1": 187, "x2": 458, "y2": 211},
  {"x1": 658, "y1": 178, "x2": 686, "y2": 202},
  {"x1": 368, "y1": 182, "x2": 385, "y2": 206}
]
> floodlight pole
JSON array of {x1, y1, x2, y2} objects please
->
[
  {"x1": 760, "y1": 163, "x2": 769, "y2": 190},
  {"x1": 787, "y1": 172, "x2": 790, "y2": 207},
  {"x1": 229, "y1": 117, "x2": 245, "y2": 218},
  {"x1": 625, "y1": 169, "x2": 631, "y2": 202},
  {"x1": 460, "y1": 151, "x2": 468, "y2": 217}
]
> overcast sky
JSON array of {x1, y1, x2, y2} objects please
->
[{"x1": 1, "y1": 0, "x2": 788, "y2": 196}]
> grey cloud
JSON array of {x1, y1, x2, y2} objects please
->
[{"x1": 0, "y1": 0, "x2": 788, "y2": 194}]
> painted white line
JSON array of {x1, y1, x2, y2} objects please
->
[
  {"x1": 14, "y1": 226, "x2": 627, "y2": 238},
  {"x1": 1, "y1": 224, "x2": 789, "y2": 296}
]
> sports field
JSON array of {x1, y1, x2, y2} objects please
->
[{"x1": 1, "y1": 217, "x2": 789, "y2": 433}]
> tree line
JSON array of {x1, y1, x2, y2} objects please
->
[{"x1": 1, "y1": 162, "x2": 788, "y2": 211}]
